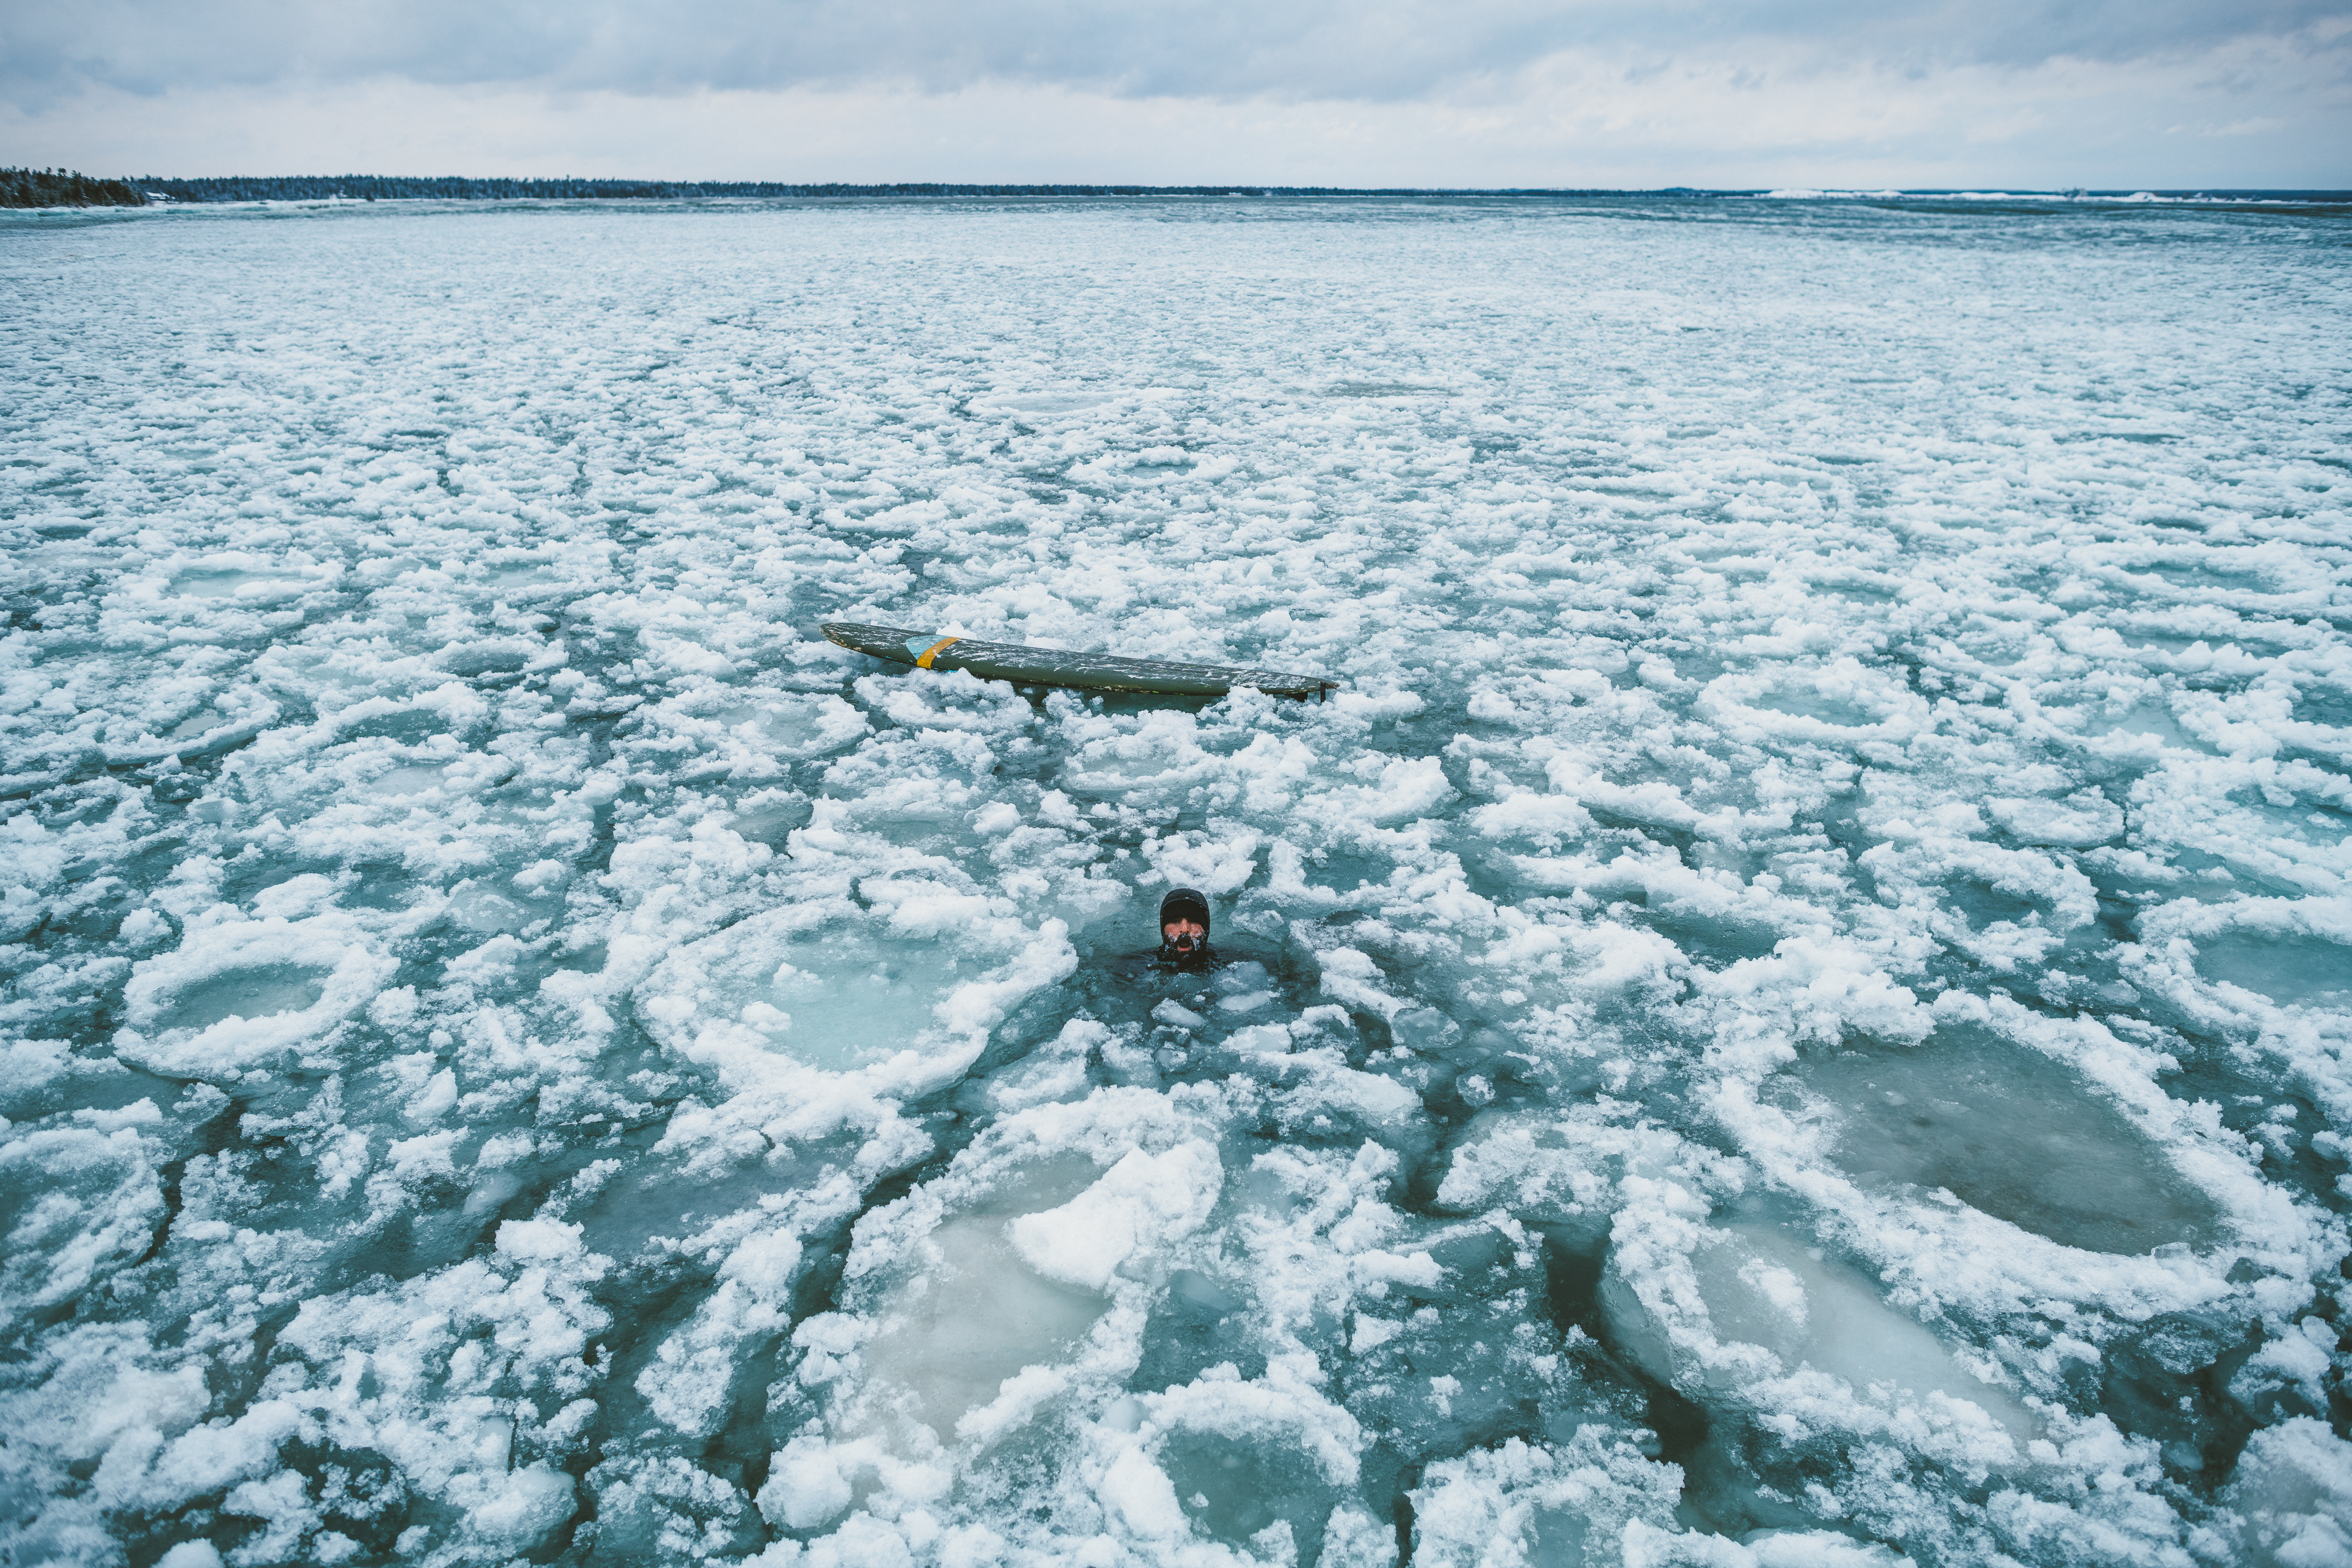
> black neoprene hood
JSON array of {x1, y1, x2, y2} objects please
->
[{"x1": 1159, "y1": 886, "x2": 1212, "y2": 934}]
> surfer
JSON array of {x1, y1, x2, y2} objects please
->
[{"x1": 1154, "y1": 886, "x2": 1218, "y2": 971}]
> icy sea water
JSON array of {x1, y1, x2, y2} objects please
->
[{"x1": 2, "y1": 193, "x2": 2350, "y2": 1568}]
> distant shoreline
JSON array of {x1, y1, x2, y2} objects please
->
[{"x1": 6, "y1": 170, "x2": 2349, "y2": 210}]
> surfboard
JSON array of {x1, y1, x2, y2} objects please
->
[{"x1": 820, "y1": 621, "x2": 1336, "y2": 701}]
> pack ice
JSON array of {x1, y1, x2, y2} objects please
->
[{"x1": 2, "y1": 192, "x2": 2348, "y2": 1568}]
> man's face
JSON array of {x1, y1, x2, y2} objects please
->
[{"x1": 1162, "y1": 919, "x2": 1206, "y2": 951}]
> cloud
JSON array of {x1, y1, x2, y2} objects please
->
[
  {"x1": 6, "y1": 32, "x2": 2347, "y2": 189},
  {"x1": 4, "y1": 0, "x2": 2345, "y2": 186},
  {"x1": 5, "y1": 0, "x2": 2348, "y2": 105}
]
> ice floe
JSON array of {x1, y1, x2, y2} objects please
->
[{"x1": 2, "y1": 192, "x2": 2348, "y2": 1566}]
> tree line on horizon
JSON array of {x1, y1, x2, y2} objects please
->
[
  {"x1": 1, "y1": 168, "x2": 146, "y2": 207},
  {"x1": 5, "y1": 172, "x2": 1705, "y2": 207}
]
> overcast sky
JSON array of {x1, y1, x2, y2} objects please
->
[{"x1": 5, "y1": 0, "x2": 2347, "y2": 186}]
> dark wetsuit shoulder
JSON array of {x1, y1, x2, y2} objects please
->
[{"x1": 1107, "y1": 944, "x2": 1225, "y2": 981}]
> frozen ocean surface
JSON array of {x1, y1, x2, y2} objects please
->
[{"x1": 1, "y1": 191, "x2": 2349, "y2": 1568}]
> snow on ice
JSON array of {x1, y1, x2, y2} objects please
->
[{"x1": 1, "y1": 192, "x2": 2349, "y2": 1566}]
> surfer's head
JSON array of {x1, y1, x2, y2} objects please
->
[{"x1": 1159, "y1": 886, "x2": 1211, "y2": 955}]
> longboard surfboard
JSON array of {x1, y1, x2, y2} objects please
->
[{"x1": 821, "y1": 621, "x2": 1335, "y2": 701}]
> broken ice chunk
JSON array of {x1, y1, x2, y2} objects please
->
[
  {"x1": 162, "y1": 964, "x2": 328, "y2": 1032},
  {"x1": 1793, "y1": 1028, "x2": 2220, "y2": 1254},
  {"x1": 1008, "y1": 1142, "x2": 1223, "y2": 1290},
  {"x1": 0, "y1": 1125, "x2": 164, "y2": 1311},
  {"x1": 635, "y1": 900, "x2": 1073, "y2": 1100},
  {"x1": 114, "y1": 913, "x2": 397, "y2": 1078},
  {"x1": 1986, "y1": 791, "x2": 2124, "y2": 848},
  {"x1": 856, "y1": 1209, "x2": 1110, "y2": 1442},
  {"x1": 1605, "y1": 1221, "x2": 2039, "y2": 1459}
]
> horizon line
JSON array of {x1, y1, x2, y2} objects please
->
[{"x1": 8, "y1": 171, "x2": 2351, "y2": 207}]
